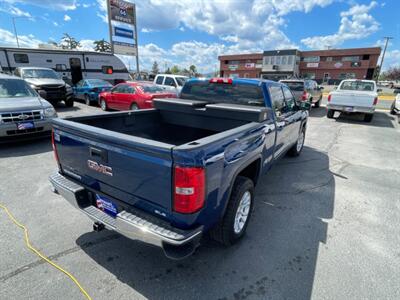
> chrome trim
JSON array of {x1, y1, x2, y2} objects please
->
[{"x1": 49, "y1": 172, "x2": 203, "y2": 247}]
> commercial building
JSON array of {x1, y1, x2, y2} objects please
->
[
  {"x1": 219, "y1": 53, "x2": 263, "y2": 78},
  {"x1": 219, "y1": 47, "x2": 381, "y2": 84}
]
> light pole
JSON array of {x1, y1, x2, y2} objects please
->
[
  {"x1": 12, "y1": 17, "x2": 20, "y2": 48},
  {"x1": 377, "y1": 36, "x2": 394, "y2": 79},
  {"x1": 12, "y1": 16, "x2": 32, "y2": 48}
]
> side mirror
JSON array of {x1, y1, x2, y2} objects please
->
[
  {"x1": 394, "y1": 89, "x2": 400, "y2": 94},
  {"x1": 38, "y1": 90, "x2": 47, "y2": 98},
  {"x1": 170, "y1": 82, "x2": 176, "y2": 87},
  {"x1": 377, "y1": 88, "x2": 382, "y2": 92},
  {"x1": 297, "y1": 101, "x2": 311, "y2": 111},
  {"x1": 319, "y1": 86, "x2": 324, "y2": 90}
]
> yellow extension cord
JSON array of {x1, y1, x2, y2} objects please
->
[{"x1": 0, "y1": 203, "x2": 92, "y2": 300}]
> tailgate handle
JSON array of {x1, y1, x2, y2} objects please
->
[{"x1": 89, "y1": 147, "x2": 108, "y2": 162}]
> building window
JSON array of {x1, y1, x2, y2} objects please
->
[
  {"x1": 303, "y1": 56, "x2": 320, "y2": 62},
  {"x1": 263, "y1": 57, "x2": 270, "y2": 65},
  {"x1": 287, "y1": 56, "x2": 293, "y2": 65},
  {"x1": 326, "y1": 57, "x2": 333, "y2": 62},
  {"x1": 281, "y1": 56, "x2": 287, "y2": 65},
  {"x1": 256, "y1": 60, "x2": 263, "y2": 65},
  {"x1": 339, "y1": 73, "x2": 356, "y2": 79},
  {"x1": 228, "y1": 60, "x2": 239, "y2": 65},
  {"x1": 351, "y1": 62, "x2": 361, "y2": 67},
  {"x1": 362, "y1": 54, "x2": 370, "y2": 60},
  {"x1": 275, "y1": 56, "x2": 281, "y2": 65},
  {"x1": 342, "y1": 56, "x2": 360, "y2": 62},
  {"x1": 13, "y1": 53, "x2": 29, "y2": 63}
]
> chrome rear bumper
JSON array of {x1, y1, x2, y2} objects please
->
[
  {"x1": 49, "y1": 172, "x2": 203, "y2": 258},
  {"x1": 327, "y1": 104, "x2": 375, "y2": 114}
]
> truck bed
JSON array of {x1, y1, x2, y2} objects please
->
[{"x1": 73, "y1": 108, "x2": 250, "y2": 146}]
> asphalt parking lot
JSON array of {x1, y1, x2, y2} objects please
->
[{"x1": 0, "y1": 100, "x2": 399, "y2": 300}]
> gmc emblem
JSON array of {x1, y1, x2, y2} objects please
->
[{"x1": 87, "y1": 160, "x2": 113, "y2": 176}]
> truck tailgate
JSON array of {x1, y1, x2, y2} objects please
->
[
  {"x1": 330, "y1": 91, "x2": 375, "y2": 108},
  {"x1": 53, "y1": 119, "x2": 173, "y2": 212}
]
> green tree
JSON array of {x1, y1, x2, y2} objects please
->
[
  {"x1": 60, "y1": 33, "x2": 81, "y2": 50},
  {"x1": 165, "y1": 67, "x2": 171, "y2": 74},
  {"x1": 151, "y1": 61, "x2": 159, "y2": 74},
  {"x1": 170, "y1": 65, "x2": 180, "y2": 74},
  {"x1": 93, "y1": 39, "x2": 111, "y2": 52},
  {"x1": 189, "y1": 65, "x2": 197, "y2": 74}
]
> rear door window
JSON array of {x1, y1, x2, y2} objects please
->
[
  {"x1": 281, "y1": 81, "x2": 304, "y2": 91},
  {"x1": 155, "y1": 76, "x2": 164, "y2": 85},
  {"x1": 164, "y1": 77, "x2": 176, "y2": 87},
  {"x1": 269, "y1": 85, "x2": 286, "y2": 113},
  {"x1": 282, "y1": 86, "x2": 296, "y2": 111},
  {"x1": 180, "y1": 81, "x2": 265, "y2": 106}
]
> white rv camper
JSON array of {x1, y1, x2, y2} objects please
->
[{"x1": 0, "y1": 47, "x2": 131, "y2": 85}]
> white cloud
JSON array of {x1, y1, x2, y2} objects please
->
[
  {"x1": 96, "y1": 0, "x2": 334, "y2": 52},
  {"x1": 0, "y1": 28, "x2": 43, "y2": 48},
  {"x1": 64, "y1": 14, "x2": 71, "y2": 21},
  {"x1": 301, "y1": 1, "x2": 380, "y2": 49},
  {"x1": 53, "y1": 21, "x2": 59, "y2": 27},
  {"x1": 3, "y1": 0, "x2": 77, "y2": 11},
  {"x1": 78, "y1": 39, "x2": 95, "y2": 51}
]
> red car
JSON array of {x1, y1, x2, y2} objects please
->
[{"x1": 98, "y1": 82, "x2": 177, "y2": 111}]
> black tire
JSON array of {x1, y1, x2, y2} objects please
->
[
  {"x1": 288, "y1": 126, "x2": 305, "y2": 157},
  {"x1": 209, "y1": 176, "x2": 254, "y2": 246},
  {"x1": 64, "y1": 98, "x2": 74, "y2": 108},
  {"x1": 364, "y1": 113, "x2": 373, "y2": 122},
  {"x1": 100, "y1": 98, "x2": 108, "y2": 111},
  {"x1": 390, "y1": 101, "x2": 396, "y2": 115},
  {"x1": 327, "y1": 109, "x2": 334, "y2": 119},
  {"x1": 314, "y1": 96, "x2": 321, "y2": 108},
  {"x1": 130, "y1": 103, "x2": 139, "y2": 110},
  {"x1": 84, "y1": 94, "x2": 91, "y2": 106}
]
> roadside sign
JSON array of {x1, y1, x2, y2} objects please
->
[{"x1": 107, "y1": 0, "x2": 139, "y2": 74}]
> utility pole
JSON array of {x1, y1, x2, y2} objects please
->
[
  {"x1": 12, "y1": 17, "x2": 20, "y2": 48},
  {"x1": 377, "y1": 36, "x2": 393, "y2": 79}
]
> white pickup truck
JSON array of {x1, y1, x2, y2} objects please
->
[{"x1": 327, "y1": 79, "x2": 380, "y2": 122}]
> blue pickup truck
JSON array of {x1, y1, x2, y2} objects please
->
[{"x1": 49, "y1": 78, "x2": 309, "y2": 259}]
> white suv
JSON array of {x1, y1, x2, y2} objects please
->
[{"x1": 154, "y1": 74, "x2": 189, "y2": 94}]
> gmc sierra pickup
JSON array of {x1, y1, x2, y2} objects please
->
[{"x1": 49, "y1": 78, "x2": 309, "y2": 259}]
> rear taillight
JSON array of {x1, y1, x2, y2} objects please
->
[
  {"x1": 373, "y1": 97, "x2": 378, "y2": 105},
  {"x1": 173, "y1": 166, "x2": 205, "y2": 214},
  {"x1": 209, "y1": 78, "x2": 233, "y2": 84},
  {"x1": 51, "y1": 130, "x2": 60, "y2": 164},
  {"x1": 301, "y1": 91, "x2": 308, "y2": 101},
  {"x1": 328, "y1": 94, "x2": 332, "y2": 102}
]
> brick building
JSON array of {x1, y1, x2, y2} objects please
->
[
  {"x1": 219, "y1": 47, "x2": 381, "y2": 84},
  {"x1": 219, "y1": 53, "x2": 263, "y2": 78}
]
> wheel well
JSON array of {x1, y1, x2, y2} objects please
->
[{"x1": 237, "y1": 158, "x2": 261, "y2": 186}]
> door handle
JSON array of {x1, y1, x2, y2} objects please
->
[{"x1": 89, "y1": 147, "x2": 108, "y2": 162}]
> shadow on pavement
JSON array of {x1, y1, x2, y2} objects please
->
[
  {"x1": 308, "y1": 107, "x2": 327, "y2": 118},
  {"x1": 0, "y1": 137, "x2": 51, "y2": 158},
  {"x1": 334, "y1": 111, "x2": 395, "y2": 128},
  {"x1": 76, "y1": 146, "x2": 335, "y2": 300}
]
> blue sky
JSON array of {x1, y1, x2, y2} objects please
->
[{"x1": 0, "y1": 0, "x2": 399, "y2": 73}]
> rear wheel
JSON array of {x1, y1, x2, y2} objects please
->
[
  {"x1": 314, "y1": 96, "x2": 322, "y2": 108},
  {"x1": 209, "y1": 176, "x2": 254, "y2": 246},
  {"x1": 100, "y1": 98, "x2": 108, "y2": 111},
  {"x1": 64, "y1": 98, "x2": 74, "y2": 108},
  {"x1": 390, "y1": 101, "x2": 396, "y2": 115},
  {"x1": 130, "y1": 103, "x2": 139, "y2": 110},
  {"x1": 288, "y1": 126, "x2": 305, "y2": 157},
  {"x1": 327, "y1": 109, "x2": 335, "y2": 119},
  {"x1": 364, "y1": 113, "x2": 373, "y2": 122},
  {"x1": 84, "y1": 94, "x2": 91, "y2": 106}
]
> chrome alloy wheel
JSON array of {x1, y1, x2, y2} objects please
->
[
  {"x1": 234, "y1": 191, "x2": 252, "y2": 234},
  {"x1": 297, "y1": 130, "x2": 305, "y2": 152}
]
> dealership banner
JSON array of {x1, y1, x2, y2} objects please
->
[{"x1": 107, "y1": 0, "x2": 139, "y2": 58}]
